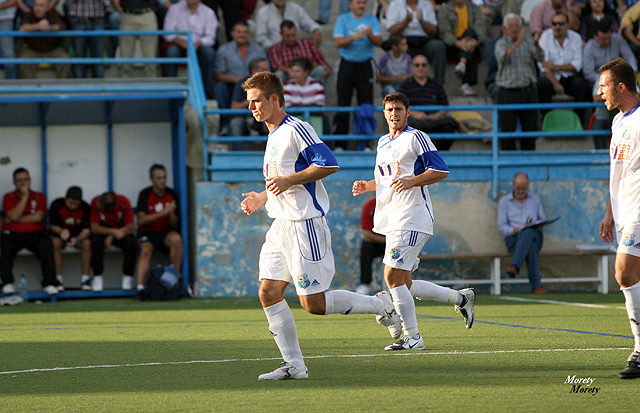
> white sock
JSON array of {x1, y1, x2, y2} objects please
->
[
  {"x1": 137, "y1": 284, "x2": 145, "y2": 291},
  {"x1": 390, "y1": 285, "x2": 419, "y2": 336},
  {"x1": 410, "y1": 280, "x2": 462, "y2": 305},
  {"x1": 324, "y1": 290, "x2": 384, "y2": 315},
  {"x1": 81, "y1": 275, "x2": 90, "y2": 283},
  {"x1": 263, "y1": 300, "x2": 304, "y2": 368},
  {"x1": 621, "y1": 281, "x2": 640, "y2": 353}
]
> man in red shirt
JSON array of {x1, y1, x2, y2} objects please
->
[
  {"x1": 48, "y1": 186, "x2": 93, "y2": 291},
  {"x1": 135, "y1": 164, "x2": 182, "y2": 301},
  {"x1": 1, "y1": 167, "x2": 59, "y2": 295},
  {"x1": 90, "y1": 191, "x2": 136, "y2": 292}
]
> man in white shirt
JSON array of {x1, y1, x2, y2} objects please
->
[
  {"x1": 255, "y1": 0, "x2": 322, "y2": 50},
  {"x1": 537, "y1": 12, "x2": 590, "y2": 121},
  {"x1": 598, "y1": 57, "x2": 640, "y2": 379}
]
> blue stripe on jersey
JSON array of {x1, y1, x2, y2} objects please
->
[
  {"x1": 303, "y1": 181, "x2": 326, "y2": 217},
  {"x1": 306, "y1": 219, "x2": 320, "y2": 261},
  {"x1": 420, "y1": 186, "x2": 435, "y2": 222},
  {"x1": 297, "y1": 143, "x2": 339, "y2": 170},
  {"x1": 284, "y1": 115, "x2": 316, "y2": 147}
]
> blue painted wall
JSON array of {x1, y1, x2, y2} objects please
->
[{"x1": 195, "y1": 178, "x2": 611, "y2": 297}]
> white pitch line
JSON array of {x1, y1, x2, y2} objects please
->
[
  {"x1": 495, "y1": 296, "x2": 626, "y2": 310},
  {"x1": 0, "y1": 347, "x2": 630, "y2": 376}
]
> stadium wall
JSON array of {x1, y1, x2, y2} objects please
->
[{"x1": 195, "y1": 178, "x2": 611, "y2": 297}]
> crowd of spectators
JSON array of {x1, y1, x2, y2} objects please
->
[{"x1": 3, "y1": 0, "x2": 640, "y2": 150}]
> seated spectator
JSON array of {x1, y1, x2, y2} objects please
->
[
  {"x1": 163, "y1": 0, "x2": 217, "y2": 99},
  {"x1": 214, "y1": 20, "x2": 267, "y2": 136},
  {"x1": 355, "y1": 197, "x2": 385, "y2": 295},
  {"x1": 68, "y1": 0, "x2": 106, "y2": 79},
  {"x1": 529, "y1": 0, "x2": 580, "y2": 42},
  {"x1": 476, "y1": 0, "x2": 522, "y2": 26},
  {"x1": 18, "y1": 0, "x2": 71, "y2": 79},
  {"x1": 283, "y1": 57, "x2": 331, "y2": 135},
  {"x1": 616, "y1": 0, "x2": 636, "y2": 15},
  {"x1": 537, "y1": 12, "x2": 590, "y2": 123},
  {"x1": 583, "y1": 19, "x2": 636, "y2": 148},
  {"x1": 0, "y1": 0, "x2": 18, "y2": 79},
  {"x1": 112, "y1": 0, "x2": 158, "y2": 77},
  {"x1": 90, "y1": 191, "x2": 136, "y2": 292},
  {"x1": 484, "y1": 33, "x2": 501, "y2": 102},
  {"x1": 135, "y1": 164, "x2": 182, "y2": 301},
  {"x1": 377, "y1": 34, "x2": 413, "y2": 96},
  {"x1": 580, "y1": 0, "x2": 618, "y2": 42},
  {"x1": 398, "y1": 54, "x2": 458, "y2": 150},
  {"x1": 229, "y1": 57, "x2": 271, "y2": 149},
  {"x1": 620, "y1": 2, "x2": 640, "y2": 65},
  {"x1": 155, "y1": 0, "x2": 179, "y2": 29},
  {"x1": 269, "y1": 20, "x2": 332, "y2": 86},
  {"x1": 255, "y1": 0, "x2": 322, "y2": 50},
  {"x1": 495, "y1": 13, "x2": 543, "y2": 150},
  {"x1": 48, "y1": 186, "x2": 93, "y2": 292},
  {"x1": 437, "y1": 0, "x2": 489, "y2": 97},
  {"x1": 385, "y1": 0, "x2": 446, "y2": 85},
  {"x1": 1, "y1": 167, "x2": 60, "y2": 296}
]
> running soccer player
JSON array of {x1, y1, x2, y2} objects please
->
[
  {"x1": 239, "y1": 71, "x2": 401, "y2": 381},
  {"x1": 598, "y1": 57, "x2": 640, "y2": 379},
  {"x1": 352, "y1": 92, "x2": 475, "y2": 351}
]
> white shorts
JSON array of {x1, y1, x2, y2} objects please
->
[
  {"x1": 617, "y1": 224, "x2": 640, "y2": 258},
  {"x1": 383, "y1": 230, "x2": 430, "y2": 272},
  {"x1": 259, "y1": 217, "x2": 335, "y2": 296}
]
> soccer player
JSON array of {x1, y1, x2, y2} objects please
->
[
  {"x1": 135, "y1": 164, "x2": 182, "y2": 301},
  {"x1": 352, "y1": 92, "x2": 475, "y2": 351},
  {"x1": 598, "y1": 57, "x2": 640, "y2": 379},
  {"x1": 239, "y1": 71, "x2": 401, "y2": 381}
]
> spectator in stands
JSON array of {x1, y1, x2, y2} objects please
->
[
  {"x1": 201, "y1": 0, "x2": 241, "y2": 43},
  {"x1": 112, "y1": 0, "x2": 158, "y2": 78},
  {"x1": 214, "y1": 20, "x2": 267, "y2": 136},
  {"x1": 529, "y1": 0, "x2": 579, "y2": 42},
  {"x1": 90, "y1": 191, "x2": 136, "y2": 292},
  {"x1": 398, "y1": 54, "x2": 458, "y2": 150},
  {"x1": 18, "y1": 0, "x2": 71, "y2": 79},
  {"x1": 616, "y1": 0, "x2": 637, "y2": 15},
  {"x1": 318, "y1": 0, "x2": 349, "y2": 25},
  {"x1": 68, "y1": 0, "x2": 106, "y2": 79},
  {"x1": 495, "y1": 13, "x2": 543, "y2": 150},
  {"x1": 497, "y1": 172, "x2": 548, "y2": 294},
  {"x1": 332, "y1": 0, "x2": 382, "y2": 148},
  {"x1": 0, "y1": 0, "x2": 18, "y2": 79},
  {"x1": 583, "y1": 19, "x2": 636, "y2": 148},
  {"x1": 255, "y1": 0, "x2": 322, "y2": 50},
  {"x1": 377, "y1": 34, "x2": 413, "y2": 96},
  {"x1": 484, "y1": 33, "x2": 501, "y2": 102},
  {"x1": 155, "y1": 0, "x2": 178, "y2": 29},
  {"x1": 620, "y1": 2, "x2": 640, "y2": 65},
  {"x1": 437, "y1": 0, "x2": 489, "y2": 97},
  {"x1": 537, "y1": 12, "x2": 591, "y2": 123},
  {"x1": 49, "y1": 186, "x2": 92, "y2": 292},
  {"x1": 135, "y1": 164, "x2": 182, "y2": 301},
  {"x1": 355, "y1": 198, "x2": 385, "y2": 296},
  {"x1": 269, "y1": 20, "x2": 332, "y2": 85},
  {"x1": 283, "y1": 56, "x2": 331, "y2": 135},
  {"x1": 163, "y1": 0, "x2": 217, "y2": 99},
  {"x1": 385, "y1": 0, "x2": 446, "y2": 85},
  {"x1": 1, "y1": 167, "x2": 60, "y2": 296},
  {"x1": 580, "y1": 0, "x2": 619, "y2": 42},
  {"x1": 229, "y1": 57, "x2": 270, "y2": 149}
]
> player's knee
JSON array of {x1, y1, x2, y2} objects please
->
[
  {"x1": 615, "y1": 269, "x2": 640, "y2": 288},
  {"x1": 301, "y1": 301, "x2": 325, "y2": 315}
]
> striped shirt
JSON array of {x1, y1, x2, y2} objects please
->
[
  {"x1": 495, "y1": 35, "x2": 544, "y2": 89},
  {"x1": 268, "y1": 38, "x2": 330, "y2": 72},
  {"x1": 283, "y1": 77, "x2": 325, "y2": 108},
  {"x1": 398, "y1": 76, "x2": 449, "y2": 107},
  {"x1": 68, "y1": 0, "x2": 106, "y2": 19}
]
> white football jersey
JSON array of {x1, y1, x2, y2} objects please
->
[
  {"x1": 263, "y1": 115, "x2": 338, "y2": 221},
  {"x1": 610, "y1": 101, "x2": 640, "y2": 228},
  {"x1": 373, "y1": 126, "x2": 449, "y2": 235}
]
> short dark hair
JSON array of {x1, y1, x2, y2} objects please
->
[
  {"x1": 242, "y1": 72, "x2": 285, "y2": 108},
  {"x1": 600, "y1": 57, "x2": 637, "y2": 93},
  {"x1": 249, "y1": 57, "x2": 267, "y2": 73},
  {"x1": 149, "y1": 163, "x2": 166, "y2": 178},
  {"x1": 553, "y1": 12, "x2": 569, "y2": 24},
  {"x1": 291, "y1": 57, "x2": 312, "y2": 72},
  {"x1": 280, "y1": 20, "x2": 296, "y2": 32},
  {"x1": 232, "y1": 20, "x2": 249, "y2": 31},
  {"x1": 594, "y1": 19, "x2": 612, "y2": 35},
  {"x1": 383, "y1": 92, "x2": 410, "y2": 110},
  {"x1": 12, "y1": 167, "x2": 28, "y2": 180},
  {"x1": 389, "y1": 34, "x2": 405, "y2": 47},
  {"x1": 99, "y1": 191, "x2": 117, "y2": 210},
  {"x1": 65, "y1": 186, "x2": 83, "y2": 200}
]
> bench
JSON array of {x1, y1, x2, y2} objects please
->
[{"x1": 418, "y1": 249, "x2": 615, "y2": 295}]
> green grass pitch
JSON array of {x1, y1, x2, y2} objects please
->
[{"x1": 0, "y1": 293, "x2": 637, "y2": 412}]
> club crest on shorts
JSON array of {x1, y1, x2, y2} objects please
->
[
  {"x1": 298, "y1": 273, "x2": 310, "y2": 289},
  {"x1": 390, "y1": 248, "x2": 400, "y2": 260},
  {"x1": 623, "y1": 233, "x2": 635, "y2": 246}
]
